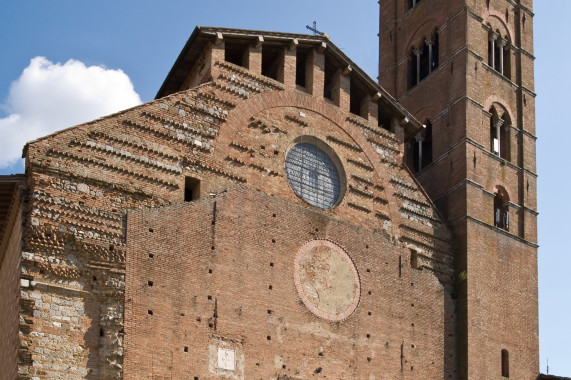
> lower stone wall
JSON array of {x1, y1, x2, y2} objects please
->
[{"x1": 0, "y1": 190, "x2": 22, "y2": 380}]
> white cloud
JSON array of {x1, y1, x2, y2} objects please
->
[{"x1": 0, "y1": 57, "x2": 142, "y2": 168}]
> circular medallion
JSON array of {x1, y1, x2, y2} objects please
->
[
  {"x1": 294, "y1": 240, "x2": 360, "y2": 321},
  {"x1": 285, "y1": 141, "x2": 343, "y2": 209}
]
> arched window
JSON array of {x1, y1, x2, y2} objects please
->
[
  {"x1": 494, "y1": 186, "x2": 509, "y2": 231},
  {"x1": 488, "y1": 29, "x2": 511, "y2": 79},
  {"x1": 407, "y1": 30, "x2": 440, "y2": 89},
  {"x1": 489, "y1": 106, "x2": 511, "y2": 161}
]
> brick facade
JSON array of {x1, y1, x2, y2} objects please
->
[{"x1": 0, "y1": 1, "x2": 540, "y2": 378}]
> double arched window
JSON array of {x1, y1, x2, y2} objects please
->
[
  {"x1": 488, "y1": 28, "x2": 511, "y2": 79},
  {"x1": 408, "y1": 31, "x2": 439, "y2": 89},
  {"x1": 489, "y1": 106, "x2": 511, "y2": 161}
]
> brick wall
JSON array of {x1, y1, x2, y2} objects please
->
[{"x1": 125, "y1": 187, "x2": 456, "y2": 379}]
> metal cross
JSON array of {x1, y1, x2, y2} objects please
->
[{"x1": 306, "y1": 21, "x2": 324, "y2": 36}]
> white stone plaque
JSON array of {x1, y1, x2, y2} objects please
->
[{"x1": 217, "y1": 348, "x2": 235, "y2": 371}]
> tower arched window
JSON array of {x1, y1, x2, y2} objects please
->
[
  {"x1": 407, "y1": 30, "x2": 440, "y2": 89},
  {"x1": 488, "y1": 29, "x2": 511, "y2": 79},
  {"x1": 494, "y1": 186, "x2": 510, "y2": 231},
  {"x1": 489, "y1": 106, "x2": 511, "y2": 161}
]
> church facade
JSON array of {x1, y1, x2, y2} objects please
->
[{"x1": 0, "y1": 1, "x2": 538, "y2": 379}]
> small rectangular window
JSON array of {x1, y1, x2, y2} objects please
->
[{"x1": 185, "y1": 177, "x2": 200, "y2": 202}]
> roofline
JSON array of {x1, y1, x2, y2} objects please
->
[{"x1": 155, "y1": 26, "x2": 423, "y2": 133}]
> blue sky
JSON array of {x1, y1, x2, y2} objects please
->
[{"x1": 0, "y1": 0, "x2": 568, "y2": 375}]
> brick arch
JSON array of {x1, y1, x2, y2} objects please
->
[
  {"x1": 404, "y1": 19, "x2": 441, "y2": 51},
  {"x1": 407, "y1": 105, "x2": 438, "y2": 124},
  {"x1": 215, "y1": 89, "x2": 406, "y2": 236},
  {"x1": 482, "y1": 95, "x2": 515, "y2": 124},
  {"x1": 483, "y1": 13, "x2": 514, "y2": 42}
]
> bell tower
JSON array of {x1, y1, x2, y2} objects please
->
[{"x1": 379, "y1": 0, "x2": 538, "y2": 379}]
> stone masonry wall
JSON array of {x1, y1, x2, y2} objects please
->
[{"x1": 0, "y1": 183, "x2": 23, "y2": 380}]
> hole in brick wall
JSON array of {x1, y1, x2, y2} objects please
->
[
  {"x1": 282, "y1": 364, "x2": 286, "y2": 369},
  {"x1": 194, "y1": 377, "x2": 199, "y2": 380},
  {"x1": 260, "y1": 145, "x2": 266, "y2": 150},
  {"x1": 267, "y1": 309, "x2": 272, "y2": 314},
  {"x1": 256, "y1": 363, "x2": 260, "y2": 366},
  {"x1": 109, "y1": 245, "x2": 114, "y2": 251},
  {"x1": 411, "y1": 250, "x2": 420, "y2": 270},
  {"x1": 185, "y1": 177, "x2": 201, "y2": 202},
  {"x1": 501, "y1": 349, "x2": 510, "y2": 377},
  {"x1": 367, "y1": 357, "x2": 371, "y2": 362},
  {"x1": 93, "y1": 276, "x2": 97, "y2": 281},
  {"x1": 366, "y1": 268, "x2": 371, "y2": 273},
  {"x1": 148, "y1": 310, "x2": 153, "y2": 315},
  {"x1": 267, "y1": 335, "x2": 271, "y2": 340},
  {"x1": 411, "y1": 303, "x2": 414, "y2": 307},
  {"x1": 411, "y1": 282, "x2": 414, "y2": 286},
  {"x1": 366, "y1": 244, "x2": 369, "y2": 249},
  {"x1": 274, "y1": 150, "x2": 279, "y2": 155},
  {"x1": 269, "y1": 262, "x2": 274, "y2": 267},
  {"x1": 181, "y1": 313, "x2": 185, "y2": 316},
  {"x1": 149, "y1": 253, "x2": 154, "y2": 259},
  {"x1": 411, "y1": 323, "x2": 415, "y2": 327},
  {"x1": 366, "y1": 334, "x2": 371, "y2": 339},
  {"x1": 196, "y1": 317, "x2": 201, "y2": 322},
  {"x1": 315, "y1": 228, "x2": 319, "y2": 232},
  {"x1": 149, "y1": 228, "x2": 154, "y2": 233},
  {"x1": 209, "y1": 323, "x2": 213, "y2": 328},
  {"x1": 269, "y1": 285, "x2": 273, "y2": 290},
  {"x1": 411, "y1": 366, "x2": 414, "y2": 371},
  {"x1": 323, "y1": 58, "x2": 335, "y2": 100},
  {"x1": 208, "y1": 295, "x2": 212, "y2": 300},
  {"x1": 296, "y1": 49, "x2": 307, "y2": 87},
  {"x1": 208, "y1": 269, "x2": 213, "y2": 274},
  {"x1": 262, "y1": 46, "x2": 283, "y2": 81},
  {"x1": 100, "y1": 328, "x2": 104, "y2": 337},
  {"x1": 368, "y1": 311, "x2": 372, "y2": 316},
  {"x1": 349, "y1": 77, "x2": 368, "y2": 118},
  {"x1": 272, "y1": 239, "x2": 276, "y2": 244},
  {"x1": 318, "y1": 352, "x2": 324, "y2": 356},
  {"x1": 225, "y1": 43, "x2": 247, "y2": 67},
  {"x1": 148, "y1": 281, "x2": 153, "y2": 286},
  {"x1": 411, "y1": 344, "x2": 415, "y2": 348},
  {"x1": 272, "y1": 213, "x2": 276, "y2": 217},
  {"x1": 211, "y1": 246, "x2": 215, "y2": 250},
  {"x1": 368, "y1": 291, "x2": 372, "y2": 295}
]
